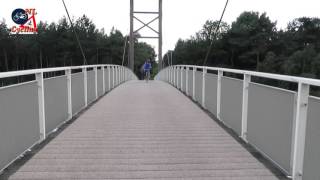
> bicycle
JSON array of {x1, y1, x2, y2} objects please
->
[{"x1": 144, "y1": 70, "x2": 150, "y2": 82}]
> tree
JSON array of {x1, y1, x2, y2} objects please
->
[
  {"x1": 195, "y1": 20, "x2": 229, "y2": 41},
  {"x1": 226, "y1": 12, "x2": 277, "y2": 70},
  {"x1": 0, "y1": 15, "x2": 156, "y2": 81},
  {"x1": 283, "y1": 45, "x2": 317, "y2": 78},
  {"x1": 0, "y1": 21, "x2": 11, "y2": 71}
]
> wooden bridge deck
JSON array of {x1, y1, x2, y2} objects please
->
[{"x1": 10, "y1": 81, "x2": 282, "y2": 179}]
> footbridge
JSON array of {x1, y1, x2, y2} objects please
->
[{"x1": 0, "y1": 64, "x2": 319, "y2": 180}]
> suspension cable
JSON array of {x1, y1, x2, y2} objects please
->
[
  {"x1": 61, "y1": 0, "x2": 88, "y2": 65},
  {"x1": 202, "y1": 0, "x2": 229, "y2": 66}
]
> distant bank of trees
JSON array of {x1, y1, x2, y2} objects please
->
[
  {"x1": 165, "y1": 11, "x2": 320, "y2": 81},
  {"x1": 0, "y1": 15, "x2": 156, "y2": 78}
]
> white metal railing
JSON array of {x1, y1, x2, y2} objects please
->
[
  {"x1": 156, "y1": 65, "x2": 320, "y2": 180},
  {"x1": 0, "y1": 64, "x2": 137, "y2": 172}
]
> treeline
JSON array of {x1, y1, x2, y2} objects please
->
[
  {"x1": 0, "y1": 15, "x2": 156, "y2": 78},
  {"x1": 165, "y1": 11, "x2": 320, "y2": 81}
]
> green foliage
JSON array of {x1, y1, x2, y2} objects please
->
[
  {"x1": 169, "y1": 11, "x2": 320, "y2": 80},
  {"x1": 0, "y1": 15, "x2": 155, "y2": 76}
]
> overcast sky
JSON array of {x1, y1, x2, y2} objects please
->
[{"x1": 1, "y1": 0, "x2": 319, "y2": 60}]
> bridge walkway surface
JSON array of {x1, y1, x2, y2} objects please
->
[{"x1": 9, "y1": 80, "x2": 285, "y2": 179}]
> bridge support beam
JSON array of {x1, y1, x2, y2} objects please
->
[
  {"x1": 158, "y1": 0, "x2": 163, "y2": 70},
  {"x1": 129, "y1": 0, "x2": 134, "y2": 71},
  {"x1": 129, "y1": 0, "x2": 163, "y2": 72}
]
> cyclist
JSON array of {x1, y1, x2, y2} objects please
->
[{"x1": 143, "y1": 60, "x2": 152, "y2": 82}]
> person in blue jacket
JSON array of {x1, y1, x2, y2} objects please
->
[{"x1": 143, "y1": 59, "x2": 152, "y2": 82}]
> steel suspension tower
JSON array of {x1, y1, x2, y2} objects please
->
[{"x1": 129, "y1": 0, "x2": 163, "y2": 71}]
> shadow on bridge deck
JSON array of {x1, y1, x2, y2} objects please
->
[{"x1": 8, "y1": 80, "x2": 286, "y2": 179}]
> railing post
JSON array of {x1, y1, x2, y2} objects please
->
[
  {"x1": 65, "y1": 69, "x2": 72, "y2": 119},
  {"x1": 175, "y1": 67, "x2": 178, "y2": 87},
  {"x1": 82, "y1": 67, "x2": 88, "y2": 107},
  {"x1": 186, "y1": 67, "x2": 189, "y2": 96},
  {"x1": 178, "y1": 67, "x2": 181, "y2": 89},
  {"x1": 292, "y1": 83, "x2": 310, "y2": 180},
  {"x1": 118, "y1": 66, "x2": 121, "y2": 85},
  {"x1": 121, "y1": 67, "x2": 124, "y2": 82},
  {"x1": 122, "y1": 67, "x2": 125, "y2": 83},
  {"x1": 117, "y1": 66, "x2": 120, "y2": 85},
  {"x1": 173, "y1": 67, "x2": 177, "y2": 87},
  {"x1": 202, "y1": 67, "x2": 207, "y2": 108},
  {"x1": 166, "y1": 67, "x2": 170, "y2": 82},
  {"x1": 180, "y1": 67, "x2": 183, "y2": 91},
  {"x1": 102, "y1": 66, "x2": 106, "y2": 93},
  {"x1": 173, "y1": 67, "x2": 175, "y2": 85},
  {"x1": 217, "y1": 70, "x2": 223, "y2": 120},
  {"x1": 123, "y1": 67, "x2": 125, "y2": 82},
  {"x1": 168, "y1": 66, "x2": 171, "y2": 84},
  {"x1": 179, "y1": 67, "x2": 182, "y2": 90},
  {"x1": 120, "y1": 67, "x2": 122, "y2": 83},
  {"x1": 176, "y1": 67, "x2": 179, "y2": 87},
  {"x1": 36, "y1": 72, "x2": 46, "y2": 140},
  {"x1": 108, "y1": 66, "x2": 111, "y2": 91},
  {"x1": 173, "y1": 66, "x2": 176, "y2": 86},
  {"x1": 114, "y1": 66, "x2": 116, "y2": 87},
  {"x1": 192, "y1": 67, "x2": 196, "y2": 101},
  {"x1": 114, "y1": 66, "x2": 117, "y2": 86},
  {"x1": 118, "y1": 66, "x2": 120, "y2": 84},
  {"x1": 94, "y1": 67, "x2": 98, "y2": 99},
  {"x1": 112, "y1": 66, "x2": 115, "y2": 88},
  {"x1": 169, "y1": 67, "x2": 171, "y2": 84},
  {"x1": 126, "y1": 68, "x2": 128, "y2": 81},
  {"x1": 170, "y1": 67, "x2": 172, "y2": 84},
  {"x1": 241, "y1": 74, "x2": 251, "y2": 142},
  {"x1": 118, "y1": 66, "x2": 121, "y2": 84}
]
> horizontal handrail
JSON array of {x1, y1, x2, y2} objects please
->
[
  {"x1": 0, "y1": 64, "x2": 125, "y2": 79},
  {"x1": 175, "y1": 65, "x2": 320, "y2": 87}
]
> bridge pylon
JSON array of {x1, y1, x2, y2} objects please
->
[{"x1": 129, "y1": 0, "x2": 163, "y2": 72}]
